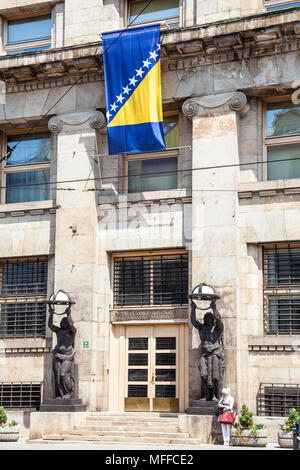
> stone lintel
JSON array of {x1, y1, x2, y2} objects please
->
[
  {"x1": 182, "y1": 91, "x2": 249, "y2": 118},
  {"x1": 110, "y1": 307, "x2": 189, "y2": 322},
  {"x1": 48, "y1": 111, "x2": 106, "y2": 133}
]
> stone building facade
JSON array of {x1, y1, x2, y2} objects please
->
[{"x1": 0, "y1": 0, "x2": 300, "y2": 421}]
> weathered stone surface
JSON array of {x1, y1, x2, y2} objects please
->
[
  {"x1": 278, "y1": 431, "x2": 293, "y2": 448},
  {"x1": 231, "y1": 429, "x2": 268, "y2": 447}
]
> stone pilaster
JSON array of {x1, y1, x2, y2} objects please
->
[
  {"x1": 183, "y1": 92, "x2": 249, "y2": 408},
  {"x1": 51, "y1": 2, "x2": 65, "y2": 49},
  {"x1": 48, "y1": 110, "x2": 105, "y2": 410}
]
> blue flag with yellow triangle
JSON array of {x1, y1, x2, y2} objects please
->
[{"x1": 102, "y1": 24, "x2": 166, "y2": 155}]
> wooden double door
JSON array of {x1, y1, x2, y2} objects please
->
[{"x1": 122, "y1": 324, "x2": 187, "y2": 412}]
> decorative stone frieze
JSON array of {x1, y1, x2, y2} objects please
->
[
  {"x1": 248, "y1": 344, "x2": 300, "y2": 352},
  {"x1": 0, "y1": 205, "x2": 59, "y2": 218},
  {"x1": 48, "y1": 111, "x2": 106, "y2": 133},
  {"x1": 182, "y1": 91, "x2": 249, "y2": 117},
  {"x1": 4, "y1": 347, "x2": 51, "y2": 354},
  {"x1": 98, "y1": 190, "x2": 192, "y2": 208},
  {"x1": 238, "y1": 182, "x2": 300, "y2": 199}
]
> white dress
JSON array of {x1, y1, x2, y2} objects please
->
[{"x1": 218, "y1": 395, "x2": 234, "y2": 444}]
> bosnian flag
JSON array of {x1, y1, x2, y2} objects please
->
[{"x1": 102, "y1": 24, "x2": 165, "y2": 155}]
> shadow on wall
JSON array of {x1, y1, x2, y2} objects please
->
[{"x1": 190, "y1": 347, "x2": 202, "y2": 401}]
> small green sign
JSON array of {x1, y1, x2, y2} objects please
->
[{"x1": 83, "y1": 341, "x2": 89, "y2": 348}]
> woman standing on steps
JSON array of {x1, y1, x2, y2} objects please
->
[{"x1": 217, "y1": 387, "x2": 234, "y2": 446}]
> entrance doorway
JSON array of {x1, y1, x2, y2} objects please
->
[{"x1": 113, "y1": 324, "x2": 188, "y2": 412}]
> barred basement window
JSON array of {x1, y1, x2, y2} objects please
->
[
  {"x1": 0, "y1": 257, "x2": 48, "y2": 338},
  {"x1": 0, "y1": 382, "x2": 42, "y2": 410},
  {"x1": 263, "y1": 244, "x2": 300, "y2": 334},
  {"x1": 257, "y1": 383, "x2": 300, "y2": 416},
  {"x1": 113, "y1": 252, "x2": 188, "y2": 307}
]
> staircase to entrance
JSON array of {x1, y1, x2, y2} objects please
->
[{"x1": 34, "y1": 412, "x2": 203, "y2": 445}]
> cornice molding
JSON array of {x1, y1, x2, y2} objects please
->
[
  {"x1": 182, "y1": 91, "x2": 249, "y2": 117},
  {"x1": 1, "y1": 9, "x2": 300, "y2": 90}
]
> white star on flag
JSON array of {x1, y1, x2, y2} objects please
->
[
  {"x1": 143, "y1": 58, "x2": 151, "y2": 69},
  {"x1": 116, "y1": 93, "x2": 124, "y2": 103},
  {"x1": 136, "y1": 67, "x2": 144, "y2": 78},
  {"x1": 129, "y1": 76, "x2": 138, "y2": 86},
  {"x1": 123, "y1": 85, "x2": 131, "y2": 95},
  {"x1": 106, "y1": 110, "x2": 111, "y2": 120},
  {"x1": 110, "y1": 102, "x2": 118, "y2": 112},
  {"x1": 156, "y1": 43, "x2": 161, "y2": 50},
  {"x1": 149, "y1": 50, "x2": 158, "y2": 61}
]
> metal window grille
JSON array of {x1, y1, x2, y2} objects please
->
[
  {"x1": 0, "y1": 257, "x2": 48, "y2": 338},
  {"x1": 128, "y1": 385, "x2": 148, "y2": 397},
  {"x1": 155, "y1": 385, "x2": 176, "y2": 398},
  {"x1": 257, "y1": 383, "x2": 300, "y2": 416},
  {"x1": 263, "y1": 245, "x2": 300, "y2": 334},
  {"x1": 0, "y1": 382, "x2": 42, "y2": 410},
  {"x1": 114, "y1": 254, "x2": 188, "y2": 307},
  {"x1": 156, "y1": 337, "x2": 176, "y2": 350}
]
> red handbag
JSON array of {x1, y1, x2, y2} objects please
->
[{"x1": 219, "y1": 411, "x2": 236, "y2": 424}]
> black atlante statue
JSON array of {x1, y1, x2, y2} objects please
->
[
  {"x1": 48, "y1": 306, "x2": 77, "y2": 399},
  {"x1": 191, "y1": 300, "x2": 225, "y2": 401}
]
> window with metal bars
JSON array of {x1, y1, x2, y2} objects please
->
[
  {"x1": 257, "y1": 383, "x2": 300, "y2": 416},
  {"x1": 113, "y1": 253, "x2": 188, "y2": 307},
  {"x1": 0, "y1": 382, "x2": 42, "y2": 410},
  {"x1": 0, "y1": 257, "x2": 48, "y2": 338},
  {"x1": 264, "y1": 245, "x2": 300, "y2": 334}
]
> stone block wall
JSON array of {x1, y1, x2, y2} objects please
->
[{"x1": 196, "y1": 0, "x2": 264, "y2": 24}]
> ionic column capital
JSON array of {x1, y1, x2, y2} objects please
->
[
  {"x1": 48, "y1": 110, "x2": 106, "y2": 134},
  {"x1": 182, "y1": 91, "x2": 249, "y2": 118}
]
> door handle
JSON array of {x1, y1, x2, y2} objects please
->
[{"x1": 151, "y1": 372, "x2": 155, "y2": 384}]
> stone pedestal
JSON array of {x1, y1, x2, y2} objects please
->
[
  {"x1": 40, "y1": 399, "x2": 86, "y2": 412},
  {"x1": 186, "y1": 400, "x2": 218, "y2": 415}
]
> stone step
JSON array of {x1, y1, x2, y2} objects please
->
[
  {"x1": 87, "y1": 412, "x2": 180, "y2": 417},
  {"x1": 82, "y1": 420, "x2": 179, "y2": 428},
  {"x1": 57, "y1": 429, "x2": 190, "y2": 439},
  {"x1": 85, "y1": 416, "x2": 178, "y2": 424},
  {"x1": 80, "y1": 419, "x2": 178, "y2": 427},
  {"x1": 42, "y1": 434, "x2": 201, "y2": 445},
  {"x1": 75, "y1": 424, "x2": 179, "y2": 432}
]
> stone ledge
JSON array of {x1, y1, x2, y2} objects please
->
[
  {"x1": 3, "y1": 347, "x2": 51, "y2": 354},
  {"x1": 0, "y1": 1, "x2": 62, "y2": 17},
  {"x1": 99, "y1": 189, "x2": 192, "y2": 207},
  {"x1": 0, "y1": 201, "x2": 60, "y2": 218},
  {"x1": 248, "y1": 334, "x2": 300, "y2": 352},
  {"x1": 249, "y1": 344, "x2": 300, "y2": 352},
  {"x1": 238, "y1": 179, "x2": 300, "y2": 199}
]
